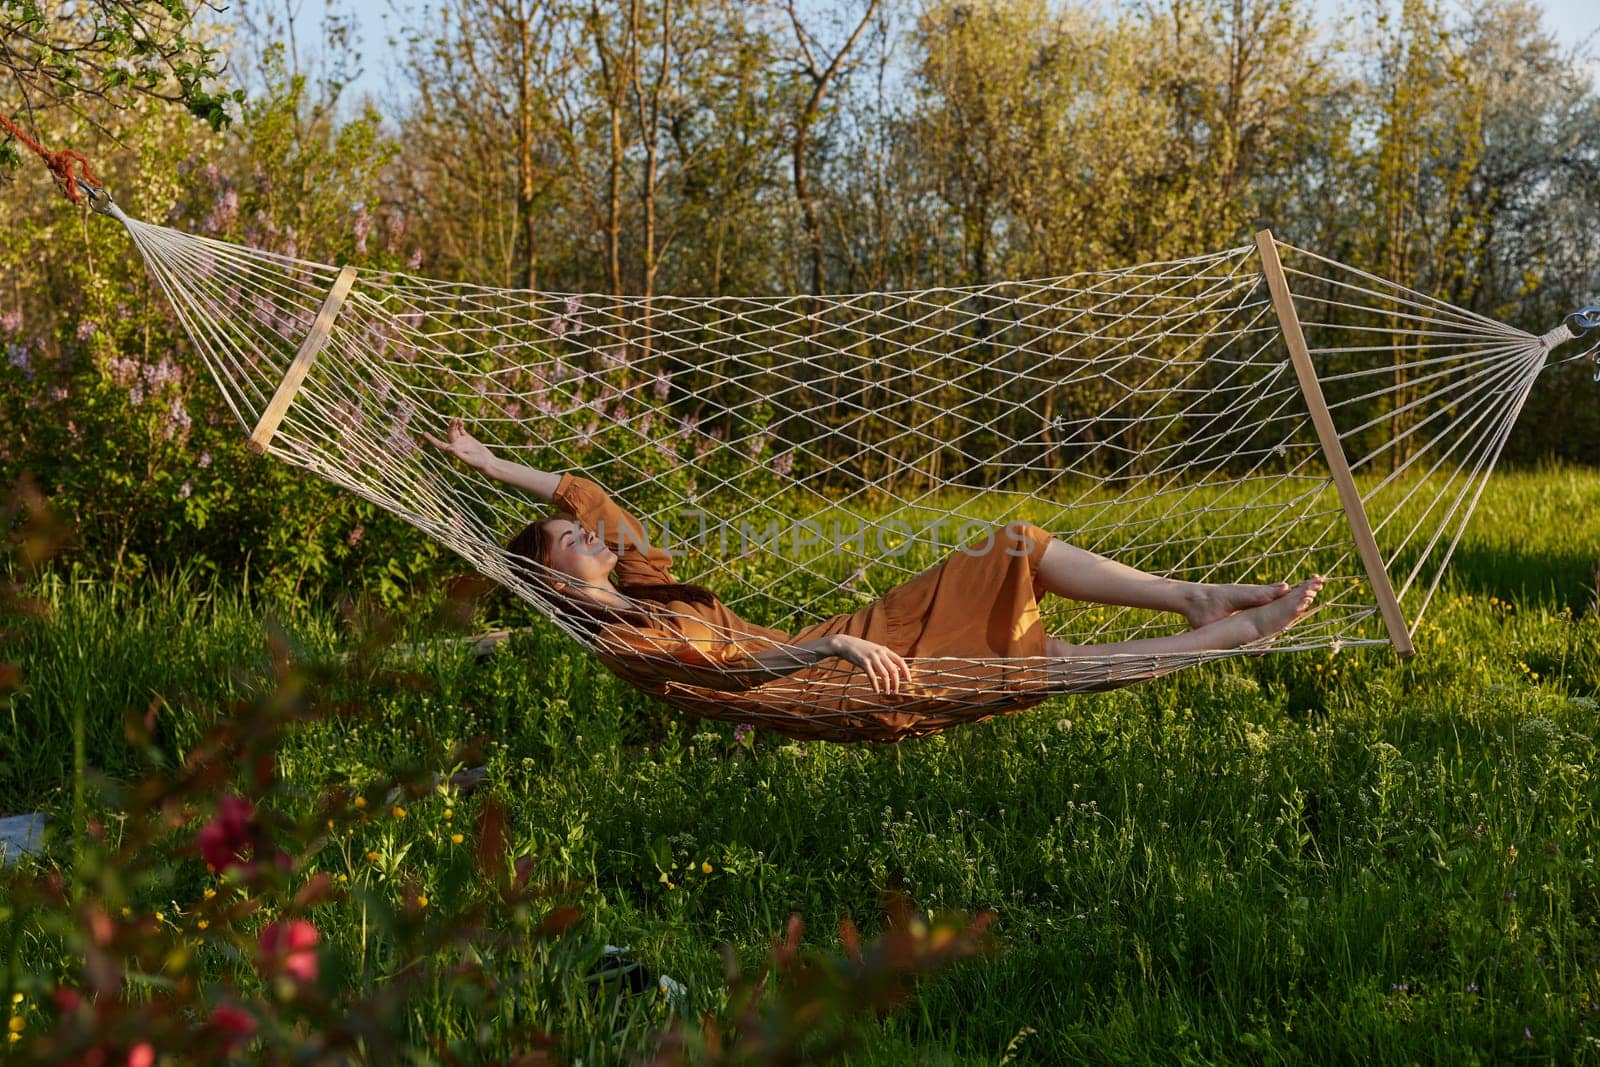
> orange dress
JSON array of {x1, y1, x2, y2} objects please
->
[{"x1": 550, "y1": 475, "x2": 1061, "y2": 739}]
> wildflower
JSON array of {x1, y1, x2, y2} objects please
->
[
  {"x1": 1467, "y1": 982, "x2": 1480, "y2": 993},
  {"x1": 733, "y1": 723, "x2": 754, "y2": 744},
  {"x1": 197, "y1": 794, "x2": 255, "y2": 874},
  {"x1": 366, "y1": 850, "x2": 380, "y2": 862},
  {"x1": 204, "y1": 187, "x2": 239, "y2": 232},
  {"x1": 196, "y1": 919, "x2": 209, "y2": 930},
  {"x1": 8, "y1": 993, "x2": 18, "y2": 1004},
  {"x1": 336, "y1": 874, "x2": 347, "y2": 883},
  {"x1": 128, "y1": 1042, "x2": 155, "y2": 1067},
  {"x1": 208, "y1": 999, "x2": 258, "y2": 1055},
  {"x1": 179, "y1": 479, "x2": 194, "y2": 500},
  {"x1": 0, "y1": 309, "x2": 19, "y2": 333},
  {"x1": 120, "y1": 907, "x2": 131, "y2": 917},
  {"x1": 198, "y1": 450, "x2": 212, "y2": 468},
  {"x1": 392, "y1": 805, "x2": 406, "y2": 819},
  {"x1": 451, "y1": 833, "x2": 463, "y2": 844},
  {"x1": 76, "y1": 319, "x2": 98, "y2": 340},
  {"x1": 416, "y1": 895, "x2": 429, "y2": 908},
  {"x1": 443, "y1": 808, "x2": 453, "y2": 820},
  {"x1": 700, "y1": 861, "x2": 712, "y2": 874},
  {"x1": 353, "y1": 796, "x2": 367, "y2": 808},
  {"x1": 407, "y1": 247, "x2": 423, "y2": 270},
  {"x1": 1503, "y1": 890, "x2": 1517, "y2": 901},
  {"x1": 1524, "y1": 1027, "x2": 1535, "y2": 1042},
  {"x1": 7, "y1": 1018, "x2": 22, "y2": 1033},
  {"x1": 203, "y1": 888, "x2": 216, "y2": 900},
  {"x1": 773, "y1": 450, "x2": 794, "y2": 477},
  {"x1": 653, "y1": 370, "x2": 672, "y2": 400},
  {"x1": 1508, "y1": 844, "x2": 1518, "y2": 861},
  {"x1": 352, "y1": 205, "x2": 374, "y2": 255},
  {"x1": 256, "y1": 919, "x2": 320, "y2": 985}
]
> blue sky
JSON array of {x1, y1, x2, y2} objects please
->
[{"x1": 324, "y1": 0, "x2": 1600, "y2": 110}]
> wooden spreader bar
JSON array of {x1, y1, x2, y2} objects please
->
[
  {"x1": 1254, "y1": 230, "x2": 1414, "y2": 657},
  {"x1": 248, "y1": 265, "x2": 358, "y2": 455}
]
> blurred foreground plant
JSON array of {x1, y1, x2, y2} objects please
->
[{"x1": 0, "y1": 475, "x2": 1002, "y2": 1064}]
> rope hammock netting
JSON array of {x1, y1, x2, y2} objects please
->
[{"x1": 12, "y1": 132, "x2": 1599, "y2": 742}]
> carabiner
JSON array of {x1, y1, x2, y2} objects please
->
[{"x1": 1566, "y1": 305, "x2": 1600, "y2": 337}]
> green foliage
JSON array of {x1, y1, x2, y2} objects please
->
[{"x1": 4, "y1": 468, "x2": 1600, "y2": 1060}]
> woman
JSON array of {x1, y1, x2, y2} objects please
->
[{"x1": 424, "y1": 418, "x2": 1323, "y2": 697}]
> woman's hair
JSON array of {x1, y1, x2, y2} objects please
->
[{"x1": 505, "y1": 512, "x2": 719, "y2": 634}]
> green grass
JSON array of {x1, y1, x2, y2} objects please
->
[{"x1": 5, "y1": 466, "x2": 1600, "y2": 1063}]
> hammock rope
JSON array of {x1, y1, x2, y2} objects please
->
[{"x1": 21, "y1": 143, "x2": 1591, "y2": 742}]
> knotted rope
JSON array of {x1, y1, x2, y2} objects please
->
[{"x1": 0, "y1": 114, "x2": 101, "y2": 204}]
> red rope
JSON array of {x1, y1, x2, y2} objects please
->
[{"x1": 0, "y1": 114, "x2": 100, "y2": 204}]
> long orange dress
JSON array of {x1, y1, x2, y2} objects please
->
[{"x1": 550, "y1": 474, "x2": 1062, "y2": 741}]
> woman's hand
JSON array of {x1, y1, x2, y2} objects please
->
[
  {"x1": 423, "y1": 417, "x2": 495, "y2": 471},
  {"x1": 825, "y1": 635, "x2": 914, "y2": 695}
]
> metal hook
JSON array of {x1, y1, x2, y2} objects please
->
[
  {"x1": 73, "y1": 177, "x2": 117, "y2": 215},
  {"x1": 1566, "y1": 305, "x2": 1600, "y2": 338}
]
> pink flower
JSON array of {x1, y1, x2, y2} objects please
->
[
  {"x1": 348, "y1": 525, "x2": 364, "y2": 546},
  {"x1": 208, "y1": 1000, "x2": 259, "y2": 1054},
  {"x1": 76, "y1": 319, "x2": 98, "y2": 340},
  {"x1": 197, "y1": 793, "x2": 254, "y2": 874},
  {"x1": 127, "y1": 1042, "x2": 155, "y2": 1067},
  {"x1": 257, "y1": 919, "x2": 320, "y2": 985},
  {"x1": 352, "y1": 205, "x2": 373, "y2": 254}
]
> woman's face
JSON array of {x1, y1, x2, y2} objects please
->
[{"x1": 543, "y1": 517, "x2": 617, "y2": 587}]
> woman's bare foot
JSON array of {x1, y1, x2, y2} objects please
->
[
  {"x1": 1218, "y1": 576, "x2": 1324, "y2": 646},
  {"x1": 1180, "y1": 580, "x2": 1293, "y2": 629}
]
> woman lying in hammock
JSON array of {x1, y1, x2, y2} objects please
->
[{"x1": 425, "y1": 418, "x2": 1323, "y2": 697}]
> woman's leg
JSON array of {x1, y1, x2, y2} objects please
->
[
  {"x1": 1042, "y1": 576, "x2": 1323, "y2": 664},
  {"x1": 1035, "y1": 538, "x2": 1290, "y2": 628}
]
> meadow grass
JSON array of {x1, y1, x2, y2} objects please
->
[{"x1": 4, "y1": 465, "x2": 1600, "y2": 1063}]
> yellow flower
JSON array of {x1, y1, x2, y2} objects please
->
[
  {"x1": 666, "y1": 881, "x2": 676, "y2": 890},
  {"x1": 443, "y1": 808, "x2": 453, "y2": 821},
  {"x1": 6, "y1": 1032, "x2": 18, "y2": 1043},
  {"x1": 326, "y1": 819, "x2": 335, "y2": 831},
  {"x1": 196, "y1": 920, "x2": 209, "y2": 930},
  {"x1": 9, "y1": 1016, "x2": 24, "y2": 1033},
  {"x1": 202, "y1": 888, "x2": 216, "y2": 901},
  {"x1": 337, "y1": 874, "x2": 348, "y2": 884},
  {"x1": 354, "y1": 796, "x2": 367, "y2": 809},
  {"x1": 417, "y1": 895, "x2": 429, "y2": 908},
  {"x1": 700, "y1": 861, "x2": 713, "y2": 874},
  {"x1": 155, "y1": 911, "x2": 165, "y2": 922},
  {"x1": 366, "y1": 850, "x2": 381, "y2": 862},
  {"x1": 392, "y1": 806, "x2": 407, "y2": 819},
  {"x1": 451, "y1": 834, "x2": 464, "y2": 844},
  {"x1": 8, "y1": 995, "x2": 19, "y2": 1006},
  {"x1": 120, "y1": 907, "x2": 132, "y2": 918}
]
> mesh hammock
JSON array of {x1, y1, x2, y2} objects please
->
[{"x1": 83, "y1": 189, "x2": 1594, "y2": 742}]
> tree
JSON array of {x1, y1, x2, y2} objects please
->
[{"x1": 0, "y1": 0, "x2": 242, "y2": 168}]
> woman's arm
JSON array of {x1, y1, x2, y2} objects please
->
[
  {"x1": 423, "y1": 418, "x2": 561, "y2": 500},
  {"x1": 711, "y1": 634, "x2": 915, "y2": 694}
]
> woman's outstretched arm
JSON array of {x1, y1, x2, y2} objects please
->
[{"x1": 423, "y1": 418, "x2": 560, "y2": 500}]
